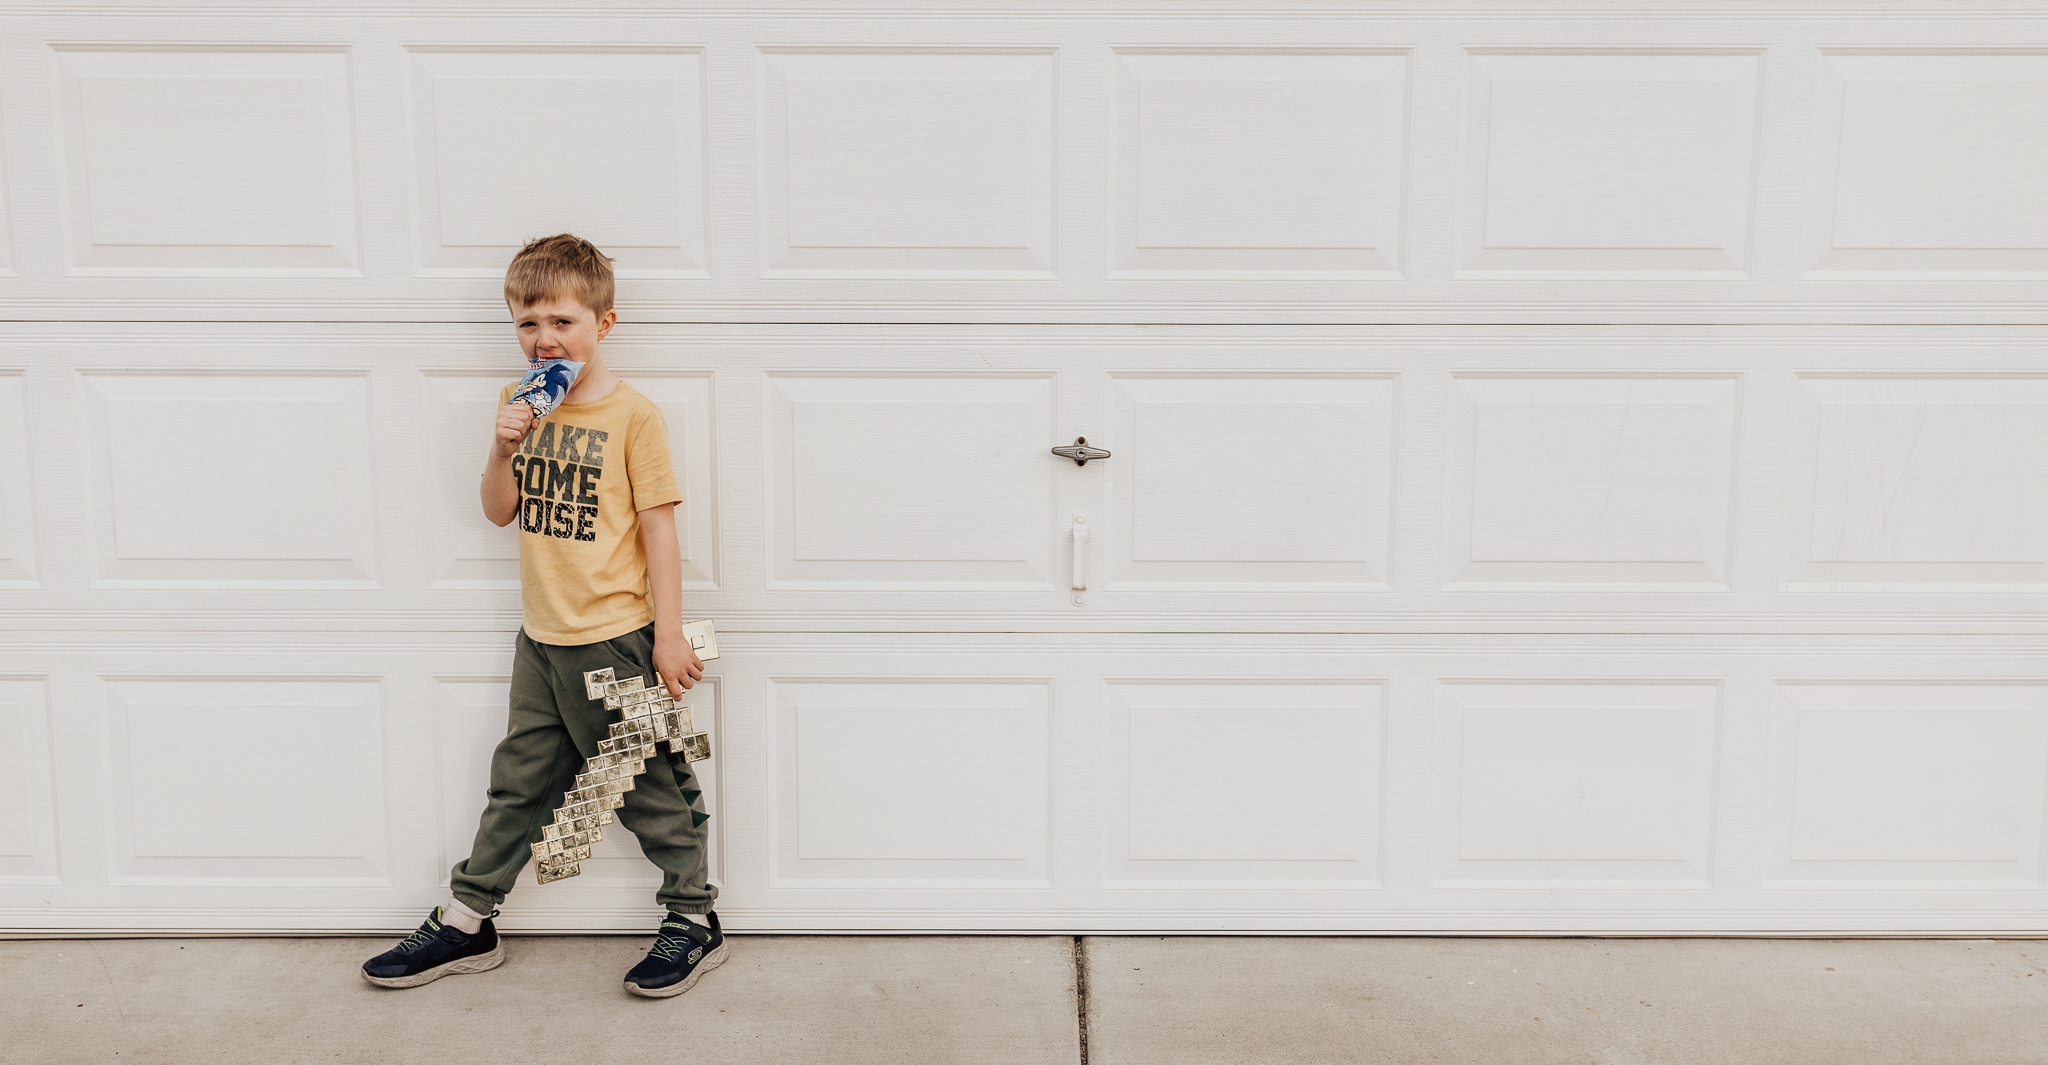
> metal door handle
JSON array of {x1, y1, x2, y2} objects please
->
[
  {"x1": 1052, "y1": 437, "x2": 1111, "y2": 466},
  {"x1": 1071, "y1": 516, "x2": 1089, "y2": 591}
]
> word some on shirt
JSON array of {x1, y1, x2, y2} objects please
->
[{"x1": 514, "y1": 420, "x2": 608, "y2": 542}]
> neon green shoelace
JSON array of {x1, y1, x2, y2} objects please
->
[
  {"x1": 397, "y1": 911, "x2": 445, "y2": 953},
  {"x1": 648, "y1": 923, "x2": 696, "y2": 961}
]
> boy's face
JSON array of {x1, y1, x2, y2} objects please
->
[{"x1": 510, "y1": 296, "x2": 616, "y2": 364}]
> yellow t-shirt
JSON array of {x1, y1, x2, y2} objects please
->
[{"x1": 497, "y1": 380, "x2": 682, "y2": 645}]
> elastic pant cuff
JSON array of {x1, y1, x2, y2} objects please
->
[{"x1": 451, "y1": 892, "x2": 498, "y2": 920}]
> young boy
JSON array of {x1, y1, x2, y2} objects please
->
[{"x1": 362, "y1": 234, "x2": 725, "y2": 997}]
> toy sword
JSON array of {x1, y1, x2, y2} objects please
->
[{"x1": 533, "y1": 620, "x2": 719, "y2": 884}]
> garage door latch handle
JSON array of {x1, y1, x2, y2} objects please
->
[{"x1": 1051, "y1": 436, "x2": 1111, "y2": 466}]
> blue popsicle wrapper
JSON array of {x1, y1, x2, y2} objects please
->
[{"x1": 508, "y1": 357, "x2": 583, "y2": 420}]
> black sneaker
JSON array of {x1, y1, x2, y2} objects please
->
[
  {"x1": 623, "y1": 910, "x2": 728, "y2": 998},
  {"x1": 361, "y1": 907, "x2": 505, "y2": 989}
]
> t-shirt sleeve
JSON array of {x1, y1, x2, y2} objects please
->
[{"x1": 625, "y1": 401, "x2": 684, "y2": 512}]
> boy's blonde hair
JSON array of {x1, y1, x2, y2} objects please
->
[{"x1": 504, "y1": 233, "x2": 615, "y2": 317}]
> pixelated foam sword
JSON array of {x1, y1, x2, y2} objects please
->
[{"x1": 532, "y1": 619, "x2": 720, "y2": 885}]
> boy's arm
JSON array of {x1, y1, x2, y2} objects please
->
[
  {"x1": 481, "y1": 403, "x2": 533, "y2": 527},
  {"x1": 639, "y1": 502, "x2": 703, "y2": 698}
]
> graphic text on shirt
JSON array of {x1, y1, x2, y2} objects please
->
[{"x1": 513, "y1": 419, "x2": 608, "y2": 543}]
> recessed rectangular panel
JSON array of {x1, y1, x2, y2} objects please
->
[
  {"x1": 0, "y1": 679, "x2": 59, "y2": 883},
  {"x1": 419, "y1": 374, "x2": 521, "y2": 588},
  {"x1": 436, "y1": 678, "x2": 514, "y2": 882},
  {"x1": 1110, "y1": 50, "x2": 1406, "y2": 278},
  {"x1": 1456, "y1": 50, "x2": 1760, "y2": 278},
  {"x1": 1105, "y1": 681, "x2": 1380, "y2": 884},
  {"x1": 421, "y1": 370, "x2": 715, "y2": 589},
  {"x1": 405, "y1": 49, "x2": 707, "y2": 278},
  {"x1": 1787, "y1": 375, "x2": 2048, "y2": 590},
  {"x1": 1436, "y1": 681, "x2": 1719, "y2": 885},
  {"x1": 1768, "y1": 683, "x2": 2048, "y2": 886},
  {"x1": 438, "y1": 676, "x2": 721, "y2": 888},
  {"x1": 52, "y1": 48, "x2": 360, "y2": 276},
  {"x1": 627, "y1": 374, "x2": 719, "y2": 589},
  {"x1": 80, "y1": 372, "x2": 377, "y2": 588},
  {"x1": 1807, "y1": 52, "x2": 2048, "y2": 278},
  {"x1": 1108, "y1": 374, "x2": 1394, "y2": 589},
  {"x1": 773, "y1": 679, "x2": 1049, "y2": 883},
  {"x1": 0, "y1": 106, "x2": 13, "y2": 277},
  {"x1": 1446, "y1": 375, "x2": 1739, "y2": 589},
  {"x1": 103, "y1": 677, "x2": 386, "y2": 883},
  {"x1": 767, "y1": 373, "x2": 1054, "y2": 588},
  {"x1": 759, "y1": 49, "x2": 1056, "y2": 278},
  {"x1": 0, "y1": 373, "x2": 38, "y2": 587}
]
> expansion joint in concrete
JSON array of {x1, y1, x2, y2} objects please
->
[{"x1": 1071, "y1": 935, "x2": 1090, "y2": 1065}]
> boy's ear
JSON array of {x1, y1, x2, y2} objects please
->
[{"x1": 596, "y1": 308, "x2": 617, "y2": 341}]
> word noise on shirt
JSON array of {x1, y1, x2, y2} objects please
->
[{"x1": 515, "y1": 420, "x2": 608, "y2": 542}]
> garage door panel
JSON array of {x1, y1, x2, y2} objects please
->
[
  {"x1": 100, "y1": 676, "x2": 390, "y2": 886},
  {"x1": 1110, "y1": 48, "x2": 1408, "y2": 280},
  {"x1": 404, "y1": 48, "x2": 709, "y2": 279},
  {"x1": 434, "y1": 675, "x2": 508, "y2": 884},
  {"x1": 1786, "y1": 374, "x2": 2048, "y2": 591},
  {"x1": 51, "y1": 47, "x2": 362, "y2": 278},
  {"x1": 1767, "y1": 682, "x2": 2048, "y2": 888},
  {"x1": 1103, "y1": 680, "x2": 1382, "y2": 885},
  {"x1": 1807, "y1": 50, "x2": 2048, "y2": 279},
  {"x1": 0, "y1": 371, "x2": 38, "y2": 588},
  {"x1": 418, "y1": 373, "x2": 522, "y2": 589},
  {"x1": 0, "y1": 93, "x2": 13, "y2": 279},
  {"x1": 79, "y1": 370, "x2": 380, "y2": 590},
  {"x1": 618, "y1": 372, "x2": 720, "y2": 589},
  {"x1": 1444, "y1": 373, "x2": 1740, "y2": 591},
  {"x1": 0, "y1": 678, "x2": 59, "y2": 884},
  {"x1": 1434, "y1": 680, "x2": 1720, "y2": 887},
  {"x1": 767, "y1": 372, "x2": 1057, "y2": 589},
  {"x1": 771, "y1": 678, "x2": 1051, "y2": 886},
  {"x1": 1107, "y1": 373, "x2": 1395, "y2": 590},
  {"x1": 1457, "y1": 49, "x2": 1761, "y2": 280},
  {"x1": 759, "y1": 48, "x2": 1057, "y2": 280}
]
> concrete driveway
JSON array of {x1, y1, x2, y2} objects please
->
[{"x1": 7, "y1": 935, "x2": 2045, "y2": 1064}]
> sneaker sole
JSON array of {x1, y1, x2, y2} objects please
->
[
  {"x1": 624, "y1": 941, "x2": 729, "y2": 999},
  {"x1": 361, "y1": 942, "x2": 506, "y2": 989}
]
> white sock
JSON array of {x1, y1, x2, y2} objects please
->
[
  {"x1": 443, "y1": 896, "x2": 488, "y2": 934},
  {"x1": 674, "y1": 912, "x2": 710, "y2": 927}
]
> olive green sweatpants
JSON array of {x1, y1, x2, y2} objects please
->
[{"x1": 450, "y1": 623, "x2": 716, "y2": 915}]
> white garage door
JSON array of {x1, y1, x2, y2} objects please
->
[{"x1": 4, "y1": 2, "x2": 2047, "y2": 934}]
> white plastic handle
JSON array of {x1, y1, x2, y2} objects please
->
[{"x1": 1071, "y1": 517, "x2": 1089, "y2": 591}]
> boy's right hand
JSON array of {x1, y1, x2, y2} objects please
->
[{"x1": 493, "y1": 402, "x2": 535, "y2": 459}]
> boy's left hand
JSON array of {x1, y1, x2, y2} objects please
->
[{"x1": 652, "y1": 631, "x2": 704, "y2": 698}]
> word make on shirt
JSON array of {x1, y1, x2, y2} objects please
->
[{"x1": 513, "y1": 419, "x2": 608, "y2": 542}]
